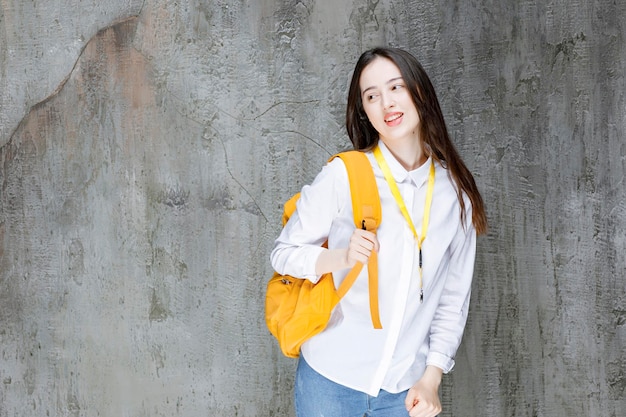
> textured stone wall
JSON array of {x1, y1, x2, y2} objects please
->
[{"x1": 1, "y1": 1, "x2": 624, "y2": 416}]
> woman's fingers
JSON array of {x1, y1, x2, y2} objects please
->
[{"x1": 346, "y1": 229, "x2": 379, "y2": 265}]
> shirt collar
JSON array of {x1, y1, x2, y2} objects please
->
[{"x1": 376, "y1": 140, "x2": 433, "y2": 188}]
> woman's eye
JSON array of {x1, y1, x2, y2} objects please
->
[{"x1": 392, "y1": 84, "x2": 404, "y2": 90}]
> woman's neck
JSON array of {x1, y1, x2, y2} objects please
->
[{"x1": 380, "y1": 138, "x2": 427, "y2": 171}]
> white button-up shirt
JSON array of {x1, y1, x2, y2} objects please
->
[{"x1": 271, "y1": 141, "x2": 477, "y2": 396}]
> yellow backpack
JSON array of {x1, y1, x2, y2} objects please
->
[{"x1": 265, "y1": 150, "x2": 382, "y2": 358}]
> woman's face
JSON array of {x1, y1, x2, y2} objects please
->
[{"x1": 359, "y1": 57, "x2": 420, "y2": 146}]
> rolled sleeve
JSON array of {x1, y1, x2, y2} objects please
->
[
  {"x1": 427, "y1": 210, "x2": 477, "y2": 374},
  {"x1": 426, "y1": 351, "x2": 456, "y2": 374},
  {"x1": 271, "y1": 239, "x2": 327, "y2": 282}
]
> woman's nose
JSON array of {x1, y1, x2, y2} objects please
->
[{"x1": 382, "y1": 94, "x2": 395, "y2": 109}]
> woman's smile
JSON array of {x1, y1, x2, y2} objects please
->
[{"x1": 384, "y1": 111, "x2": 404, "y2": 126}]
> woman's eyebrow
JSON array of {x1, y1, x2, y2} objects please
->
[
  {"x1": 362, "y1": 85, "x2": 376, "y2": 96},
  {"x1": 362, "y1": 77, "x2": 404, "y2": 95}
]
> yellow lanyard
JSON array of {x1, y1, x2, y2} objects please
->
[{"x1": 373, "y1": 145, "x2": 435, "y2": 302}]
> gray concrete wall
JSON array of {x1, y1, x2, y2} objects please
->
[{"x1": 0, "y1": 1, "x2": 624, "y2": 416}]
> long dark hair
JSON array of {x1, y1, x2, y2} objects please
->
[{"x1": 346, "y1": 47, "x2": 488, "y2": 234}]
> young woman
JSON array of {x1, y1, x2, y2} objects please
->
[{"x1": 271, "y1": 47, "x2": 487, "y2": 417}]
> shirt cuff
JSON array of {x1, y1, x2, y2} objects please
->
[
  {"x1": 299, "y1": 245, "x2": 327, "y2": 283},
  {"x1": 426, "y1": 351, "x2": 456, "y2": 374}
]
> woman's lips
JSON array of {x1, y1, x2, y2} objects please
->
[{"x1": 384, "y1": 112, "x2": 403, "y2": 126}]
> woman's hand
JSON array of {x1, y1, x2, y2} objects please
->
[
  {"x1": 405, "y1": 366, "x2": 443, "y2": 417},
  {"x1": 315, "y1": 229, "x2": 379, "y2": 275},
  {"x1": 345, "y1": 228, "x2": 379, "y2": 267}
]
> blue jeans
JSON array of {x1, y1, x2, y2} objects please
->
[{"x1": 295, "y1": 356, "x2": 410, "y2": 417}]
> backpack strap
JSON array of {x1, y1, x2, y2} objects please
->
[{"x1": 328, "y1": 151, "x2": 383, "y2": 329}]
